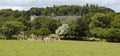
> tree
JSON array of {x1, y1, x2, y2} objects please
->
[
  {"x1": 0, "y1": 21, "x2": 26, "y2": 39},
  {"x1": 0, "y1": 9, "x2": 13, "y2": 17},
  {"x1": 106, "y1": 28, "x2": 120, "y2": 42},
  {"x1": 0, "y1": 34, "x2": 7, "y2": 39},
  {"x1": 90, "y1": 28, "x2": 108, "y2": 40},
  {"x1": 62, "y1": 17, "x2": 89, "y2": 39},
  {"x1": 32, "y1": 16, "x2": 61, "y2": 33},
  {"x1": 35, "y1": 27, "x2": 51, "y2": 36},
  {"x1": 29, "y1": 7, "x2": 42, "y2": 16},
  {"x1": 89, "y1": 13, "x2": 113, "y2": 29},
  {"x1": 75, "y1": 17, "x2": 88, "y2": 39},
  {"x1": 80, "y1": 12, "x2": 94, "y2": 36},
  {"x1": 110, "y1": 15, "x2": 120, "y2": 28},
  {"x1": 62, "y1": 18, "x2": 77, "y2": 37},
  {"x1": 55, "y1": 24, "x2": 69, "y2": 38},
  {"x1": 89, "y1": 13, "x2": 120, "y2": 42}
]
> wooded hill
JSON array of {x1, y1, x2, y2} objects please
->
[
  {"x1": 0, "y1": 4, "x2": 120, "y2": 42},
  {"x1": 0, "y1": 4, "x2": 115, "y2": 18}
]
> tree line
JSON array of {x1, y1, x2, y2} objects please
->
[{"x1": 0, "y1": 4, "x2": 120, "y2": 42}]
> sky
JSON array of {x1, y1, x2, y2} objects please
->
[{"x1": 0, "y1": 0, "x2": 120, "y2": 12}]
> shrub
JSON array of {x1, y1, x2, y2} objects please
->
[
  {"x1": 11, "y1": 35, "x2": 18, "y2": 40},
  {"x1": 106, "y1": 28, "x2": 120, "y2": 42},
  {"x1": 0, "y1": 34, "x2": 7, "y2": 39},
  {"x1": 48, "y1": 34, "x2": 60, "y2": 38}
]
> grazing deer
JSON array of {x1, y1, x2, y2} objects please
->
[{"x1": 43, "y1": 36, "x2": 52, "y2": 42}]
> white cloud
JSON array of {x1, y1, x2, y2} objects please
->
[
  {"x1": 0, "y1": 0, "x2": 120, "y2": 12},
  {"x1": 103, "y1": 0, "x2": 119, "y2": 5},
  {"x1": 0, "y1": 6, "x2": 29, "y2": 11}
]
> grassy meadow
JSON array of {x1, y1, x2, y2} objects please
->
[{"x1": 0, "y1": 40, "x2": 120, "y2": 56}]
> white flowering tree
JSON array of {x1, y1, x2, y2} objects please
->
[{"x1": 55, "y1": 24, "x2": 69, "y2": 38}]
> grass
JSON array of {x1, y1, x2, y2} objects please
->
[{"x1": 0, "y1": 40, "x2": 120, "y2": 56}]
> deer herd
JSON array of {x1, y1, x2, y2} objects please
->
[{"x1": 18, "y1": 36, "x2": 60, "y2": 42}]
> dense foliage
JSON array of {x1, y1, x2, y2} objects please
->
[{"x1": 0, "y1": 4, "x2": 120, "y2": 42}]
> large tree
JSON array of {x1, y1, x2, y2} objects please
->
[
  {"x1": 31, "y1": 16, "x2": 61, "y2": 36},
  {"x1": 0, "y1": 21, "x2": 26, "y2": 39}
]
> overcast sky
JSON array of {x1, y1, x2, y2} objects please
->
[{"x1": 0, "y1": 0, "x2": 120, "y2": 12}]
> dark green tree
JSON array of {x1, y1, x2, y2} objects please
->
[{"x1": 0, "y1": 21, "x2": 26, "y2": 39}]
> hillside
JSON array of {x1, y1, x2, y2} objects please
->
[{"x1": 0, "y1": 4, "x2": 115, "y2": 18}]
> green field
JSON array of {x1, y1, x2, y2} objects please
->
[{"x1": 0, "y1": 40, "x2": 120, "y2": 56}]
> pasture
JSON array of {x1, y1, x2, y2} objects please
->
[{"x1": 0, "y1": 40, "x2": 120, "y2": 56}]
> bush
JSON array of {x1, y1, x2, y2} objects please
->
[
  {"x1": 90, "y1": 28, "x2": 120, "y2": 42},
  {"x1": 11, "y1": 35, "x2": 18, "y2": 40},
  {"x1": 48, "y1": 34, "x2": 60, "y2": 38},
  {"x1": 106, "y1": 28, "x2": 120, "y2": 42},
  {"x1": 0, "y1": 34, "x2": 7, "y2": 39},
  {"x1": 90, "y1": 28, "x2": 108, "y2": 39}
]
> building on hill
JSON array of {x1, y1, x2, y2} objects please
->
[
  {"x1": 46, "y1": 16, "x2": 80, "y2": 21},
  {"x1": 31, "y1": 14, "x2": 80, "y2": 21}
]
